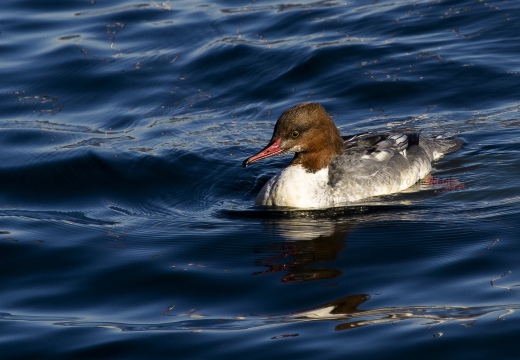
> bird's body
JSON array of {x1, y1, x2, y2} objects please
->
[{"x1": 243, "y1": 103, "x2": 463, "y2": 209}]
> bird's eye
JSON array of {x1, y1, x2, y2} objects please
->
[{"x1": 291, "y1": 131, "x2": 300, "y2": 139}]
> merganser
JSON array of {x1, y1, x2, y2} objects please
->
[{"x1": 243, "y1": 103, "x2": 463, "y2": 209}]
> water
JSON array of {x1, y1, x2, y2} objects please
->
[{"x1": 1, "y1": 0, "x2": 520, "y2": 358}]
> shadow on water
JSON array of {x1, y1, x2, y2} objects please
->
[{"x1": 219, "y1": 199, "x2": 434, "y2": 220}]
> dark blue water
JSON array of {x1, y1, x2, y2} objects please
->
[{"x1": 1, "y1": 0, "x2": 520, "y2": 358}]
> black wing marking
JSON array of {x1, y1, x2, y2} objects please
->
[{"x1": 341, "y1": 132, "x2": 421, "y2": 158}]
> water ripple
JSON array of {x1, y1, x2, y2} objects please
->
[{"x1": 48, "y1": 294, "x2": 520, "y2": 333}]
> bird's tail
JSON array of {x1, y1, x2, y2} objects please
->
[{"x1": 432, "y1": 134, "x2": 464, "y2": 156}]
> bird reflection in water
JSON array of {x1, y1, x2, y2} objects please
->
[
  {"x1": 253, "y1": 216, "x2": 355, "y2": 283},
  {"x1": 249, "y1": 210, "x2": 518, "y2": 332}
]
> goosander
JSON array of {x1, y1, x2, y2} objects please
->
[{"x1": 243, "y1": 103, "x2": 463, "y2": 209}]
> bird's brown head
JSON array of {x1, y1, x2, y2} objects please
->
[{"x1": 242, "y1": 103, "x2": 344, "y2": 172}]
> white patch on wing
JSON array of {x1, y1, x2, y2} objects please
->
[
  {"x1": 432, "y1": 150, "x2": 443, "y2": 160},
  {"x1": 362, "y1": 149, "x2": 393, "y2": 161}
]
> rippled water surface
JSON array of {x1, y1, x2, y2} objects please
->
[{"x1": 1, "y1": 0, "x2": 520, "y2": 358}]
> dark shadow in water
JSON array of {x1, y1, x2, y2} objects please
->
[{"x1": 220, "y1": 203, "x2": 401, "y2": 220}]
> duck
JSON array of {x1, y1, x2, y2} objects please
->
[{"x1": 243, "y1": 102, "x2": 463, "y2": 209}]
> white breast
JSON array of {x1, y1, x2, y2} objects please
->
[{"x1": 256, "y1": 165, "x2": 332, "y2": 208}]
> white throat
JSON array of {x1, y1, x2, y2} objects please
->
[{"x1": 256, "y1": 165, "x2": 331, "y2": 208}]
